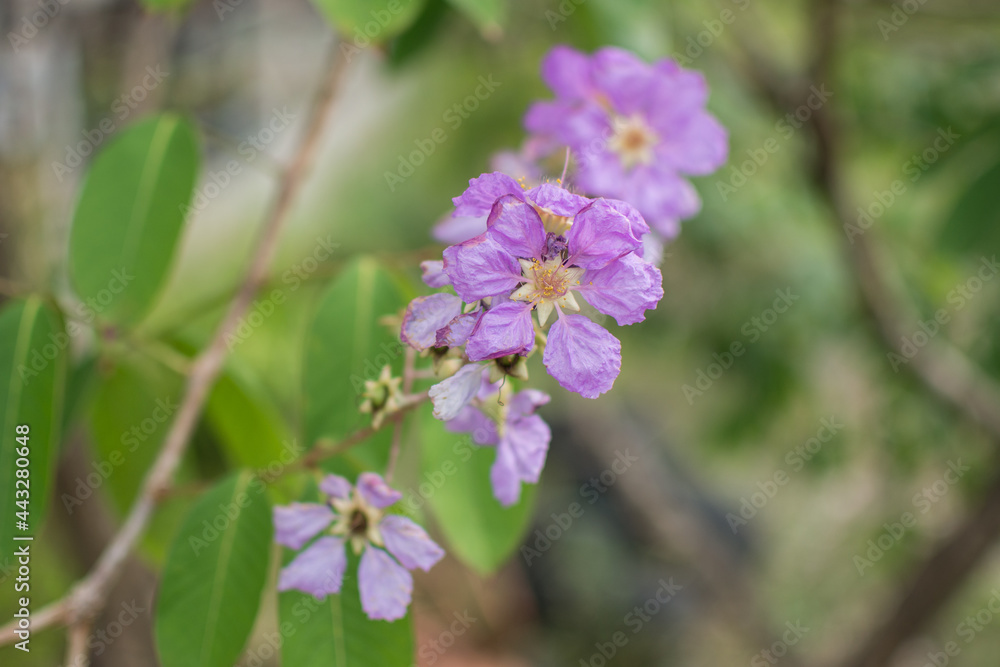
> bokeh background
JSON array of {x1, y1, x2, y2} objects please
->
[{"x1": 3, "y1": 0, "x2": 1000, "y2": 665}]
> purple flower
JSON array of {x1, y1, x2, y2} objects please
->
[
  {"x1": 444, "y1": 368, "x2": 552, "y2": 506},
  {"x1": 438, "y1": 190, "x2": 662, "y2": 398},
  {"x1": 524, "y1": 46, "x2": 728, "y2": 240},
  {"x1": 274, "y1": 472, "x2": 445, "y2": 622}
]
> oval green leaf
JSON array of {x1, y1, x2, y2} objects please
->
[
  {"x1": 445, "y1": 0, "x2": 504, "y2": 37},
  {"x1": 0, "y1": 298, "x2": 67, "y2": 563},
  {"x1": 420, "y1": 403, "x2": 536, "y2": 574},
  {"x1": 312, "y1": 0, "x2": 426, "y2": 43},
  {"x1": 155, "y1": 471, "x2": 273, "y2": 667},
  {"x1": 69, "y1": 113, "x2": 199, "y2": 326},
  {"x1": 279, "y1": 509, "x2": 414, "y2": 667},
  {"x1": 302, "y1": 257, "x2": 405, "y2": 473}
]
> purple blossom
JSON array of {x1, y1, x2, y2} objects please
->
[
  {"x1": 434, "y1": 189, "x2": 662, "y2": 398},
  {"x1": 524, "y1": 46, "x2": 728, "y2": 240},
  {"x1": 274, "y1": 472, "x2": 444, "y2": 622},
  {"x1": 443, "y1": 368, "x2": 552, "y2": 506}
]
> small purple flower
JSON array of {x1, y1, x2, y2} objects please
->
[
  {"x1": 524, "y1": 46, "x2": 728, "y2": 240},
  {"x1": 444, "y1": 368, "x2": 552, "y2": 506},
  {"x1": 274, "y1": 472, "x2": 445, "y2": 622},
  {"x1": 435, "y1": 189, "x2": 662, "y2": 398}
]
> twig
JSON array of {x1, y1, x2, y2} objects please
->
[
  {"x1": 731, "y1": 1, "x2": 1000, "y2": 664},
  {"x1": 0, "y1": 43, "x2": 350, "y2": 650},
  {"x1": 386, "y1": 348, "x2": 418, "y2": 481},
  {"x1": 287, "y1": 393, "x2": 431, "y2": 477}
]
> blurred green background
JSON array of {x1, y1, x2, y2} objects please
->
[{"x1": 2, "y1": 0, "x2": 1000, "y2": 665}]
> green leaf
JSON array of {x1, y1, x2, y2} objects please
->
[
  {"x1": 302, "y1": 257, "x2": 405, "y2": 474},
  {"x1": 69, "y1": 113, "x2": 199, "y2": 326},
  {"x1": 444, "y1": 0, "x2": 504, "y2": 37},
  {"x1": 155, "y1": 471, "x2": 273, "y2": 667},
  {"x1": 0, "y1": 298, "x2": 67, "y2": 563},
  {"x1": 312, "y1": 0, "x2": 426, "y2": 43},
  {"x1": 939, "y1": 158, "x2": 1000, "y2": 256},
  {"x1": 206, "y1": 368, "x2": 296, "y2": 469},
  {"x1": 140, "y1": 0, "x2": 193, "y2": 10},
  {"x1": 87, "y1": 351, "x2": 183, "y2": 512},
  {"x1": 279, "y1": 549, "x2": 414, "y2": 667},
  {"x1": 420, "y1": 404, "x2": 535, "y2": 574}
]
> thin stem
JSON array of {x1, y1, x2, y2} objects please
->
[{"x1": 0, "y1": 42, "x2": 350, "y2": 650}]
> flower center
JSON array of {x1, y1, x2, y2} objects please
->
[
  {"x1": 510, "y1": 257, "x2": 582, "y2": 325},
  {"x1": 349, "y1": 509, "x2": 368, "y2": 536},
  {"x1": 609, "y1": 114, "x2": 658, "y2": 170}
]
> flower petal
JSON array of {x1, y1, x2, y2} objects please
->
[
  {"x1": 540, "y1": 45, "x2": 593, "y2": 100},
  {"x1": 543, "y1": 314, "x2": 621, "y2": 398},
  {"x1": 429, "y1": 363, "x2": 486, "y2": 421},
  {"x1": 491, "y1": 412, "x2": 551, "y2": 506},
  {"x1": 445, "y1": 405, "x2": 499, "y2": 445},
  {"x1": 273, "y1": 503, "x2": 335, "y2": 550},
  {"x1": 432, "y1": 214, "x2": 487, "y2": 245},
  {"x1": 401, "y1": 293, "x2": 464, "y2": 351},
  {"x1": 452, "y1": 172, "x2": 525, "y2": 218},
  {"x1": 320, "y1": 474, "x2": 352, "y2": 500},
  {"x1": 420, "y1": 260, "x2": 451, "y2": 288},
  {"x1": 277, "y1": 536, "x2": 347, "y2": 598},
  {"x1": 484, "y1": 195, "x2": 546, "y2": 260},
  {"x1": 578, "y1": 253, "x2": 663, "y2": 325},
  {"x1": 527, "y1": 183, "x2": 591, "y2": 218},
  {"x1": 442, "y1": 234, "x2": 521, "y2": 302},
  {"x1": 436, "y1": 311, "x2": 480, "y2": 348},
  {"x1": 357, "y1": 472, "x2": 402, "y2": 509},
  {"x1": 359, "y1": 547, "x2": 413, "y2": 622},
  {"x1": 590, "y1": 47, "x2": 655, "y2": 115},
  {"x1": 465, "y1": 301, "x2": 535, "y2": 361},
  {"x1": 380, "y1": 515, "x2": 446, "y2": 571},
  {"x1": 566, "y1": 199, "x2": 642, "y2": 269}
]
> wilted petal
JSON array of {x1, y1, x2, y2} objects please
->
[
  {"x1": 484, "y1": 195, "x2": 546, "y2": 260},
  {"x1": 443, "y1": 235, "x2": 521, "y2": 302},
  {"x1": 465, "y1": 301, "x2": 535, "y2": 361},
  {"x1": 543, "y1": 314, "x2": 621, "y2": 398},
  {"x1": 273, "y1": 503, "x2": 334, "y2": 550},
  {"x1": 579, "y1": 253, "x2": 663, "y2": 325},
  {"x1": 277, "y1": 536, "x2": 347, "y2": 598},
  {"x1": 429, "y1": 363, "x2": 486, "y2": 421},
  {"x1": 380, "y1": 515, "x2": 445, "y2": 571},
  {"x1": 420, "y1": 260, "x2": 451, "y2": 288},
  {"x1": 452, "y1": 172, "x2": 524, "y2": 218},
  {"x1": 401, "y1": 294, "x2": 464, "y2": 351},
  {"x1": 359, "y1": 547, "x2": 413, "y2": 622},
  {"x1": 436, "y1": 311, "x2": 480, "y2": 348},
  {"x1": 566, "y1": 199, "x2": 642, "y2": 269},
  {"x1": 357, "y1": 472, "x2": 402, "y2": 509}
]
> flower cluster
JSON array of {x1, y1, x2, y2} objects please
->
[
  {"x1": 274, "y1": 45, "x2": 726, "y2": 623},
  {"x1": 406, "y1": 45, "x2": 727, "y2": 509},
  {"x1": 274, "y1": 473, "x2": 444, "y2": 621},
  {"x1": 524, "y1": 45, "x2": 728, "y2": 242}
]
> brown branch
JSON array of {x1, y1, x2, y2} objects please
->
[
  {"x1": 0, "y1": 44, "x2": 350, "y2": 650},
  {"x1": 731, "y1": 1, "x2": 1000, "y2": 665},
  {"x1": 568, "y1": 405, "x2": 804, "y2": 667}
]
